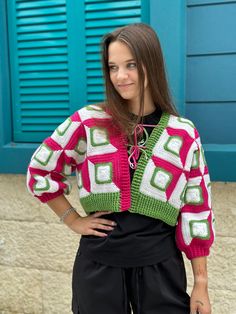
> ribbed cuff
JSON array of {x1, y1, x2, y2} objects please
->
[
  {"x1": 185, "y1": 246, "x2": 210, "y2": 260},
  {"x1": 37, "y1": 190, "x2": 64, "y2": 203}
]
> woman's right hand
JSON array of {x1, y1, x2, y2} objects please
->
[{"x1": 68, "y1": 211, "x2": 117, "y2": 237}]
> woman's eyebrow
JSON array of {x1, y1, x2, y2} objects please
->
[{"x1": 108, "y1": 59, "x2": 135, "y2": 64}]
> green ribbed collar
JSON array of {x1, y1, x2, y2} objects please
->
[{"x1": 130, "y1": 112, "x2": 170, "y2": 206}]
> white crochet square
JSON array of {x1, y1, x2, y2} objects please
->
[
  {"x1": 190, "y1": 220, "x2": 210, "y2": 239},
  {"x1": 185, "y1": 186, "x2": 203, "y2": 205},
  {"x1": 151, "y1": 168, "x2": 172, "y2": 191},
  {"x1": 91, "y1": 127, "x2": 109, "y2": 147},
  {"x1": 34, "y1": 144, "x2": 53, "y2": 166},
  {"x1": 95, "y1": 163, "x2": 112, "y2": 184},
  {"x1": 164, "y1": 136, "x2": 183, "y2": 156}
]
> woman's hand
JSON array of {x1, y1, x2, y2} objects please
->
[
  {"x1": 68, "y1": 211, "x2": 117, "y2": 237},
  {"x1": 190, "y1": 282, "x2": 211, "y2": 314}
]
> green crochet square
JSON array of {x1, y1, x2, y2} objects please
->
[
  {"x1": 184, "y1": 186, "x2": 203, "y2": 205},
  {"x1": 95, "y1": 162, "x2": 112, "y2": 184},
  {"x1": 90, "y1": 127, "x2": 109, "y2": 147},
  {"x1": 33, "y1": 176, "x2": 50, "y2": 192},
  {"x1": 192, "y1": 150, "x2": 200, "y2": 169},
  {"x1": 34, "y1": 144, "x2": 53, "y2": 166},
  {"x1": 189, "y1": 219, "x2": 210, "y2": 240},
  {"x1": 56, "y1": 118, "x2": 72, "y2": 136},
  {"x1": 86, "y1": 105, "x2": 103, "y2": 111},
  {"x1": 75, "y1": 138, "x2": 87, "y2": 155},
  {"x1": 177, "y1": 117, "x2": 194, "y2": 128},
  {"x1": 164, "y1": 136, "x2": 183, "y2": 157},
  {"x1": 150, "y1": 167, "x2": 173, "y2": 191}
]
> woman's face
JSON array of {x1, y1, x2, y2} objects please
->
[{"x1": 108, "y1": 41, "x2": 147, "y2": 107}]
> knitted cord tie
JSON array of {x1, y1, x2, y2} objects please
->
[{"x1": 127, "y1": 123, "x2": 157, "y2": 169}]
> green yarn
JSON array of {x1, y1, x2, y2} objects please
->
[
  {"x1": 131, "y1": 112, "x2": 170, "y2": 208},
  {"x1": 80, "y1": 192, "x2": 120, "y2": 213}
]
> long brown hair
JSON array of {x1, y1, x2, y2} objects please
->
[{"x1": 100, "y1": 23, "x2": 179, "y2": 136}]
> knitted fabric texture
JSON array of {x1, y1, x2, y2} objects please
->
[{"x1": 27, "y1": 104, "x2": 215, "y2": 260}]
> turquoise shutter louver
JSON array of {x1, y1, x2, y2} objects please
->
[
  {"x1": 8, "y1": 0, "x2": 73, "y2": 142},
  {"x1": 85, "y1": 0, "x2": 142, "y2": 104},
  {"x1": 8, "y1": 0, "x2": 143, "y2": 143}
]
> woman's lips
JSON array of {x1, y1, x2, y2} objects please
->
[{"x1": 117, "y1": 83, "x2": 133, "y2": 89}]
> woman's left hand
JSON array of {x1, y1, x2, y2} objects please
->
[{"x1": 190, "y1": 283, "x2": 211, "y2": 314}]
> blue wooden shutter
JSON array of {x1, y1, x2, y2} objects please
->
[
  {"x1": 7, "y1": 0, "x2": 74, "y2": 142},
  {"x1": 8, "y1": 0, "x2": 145, "y2": 143}
]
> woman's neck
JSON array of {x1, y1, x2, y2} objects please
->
[{"x1": 128, "y1": 91, "x2": 156, "y2": 116}]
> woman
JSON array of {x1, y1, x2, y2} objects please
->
[{"x1": 27, "y1": 23, "x2": 214, "y2": 314}]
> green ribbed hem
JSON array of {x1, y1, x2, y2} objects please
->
[
  {"x1": 80, "y1": 192, "x2": 120, "y2": 214},
  {"x1": 130, "y1": 193, "x2": 179, "y2": 226}
]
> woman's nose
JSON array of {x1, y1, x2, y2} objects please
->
[{"x1": 117, "y1": 68, "x2": 128, "y2": 80}]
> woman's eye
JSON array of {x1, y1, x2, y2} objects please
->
[
  {"x1": 127, "y1": 63, "x2": 136, "y2": 69},
  {"x1": 109, "y1": 65, "x2": 117, "y2": 72}
]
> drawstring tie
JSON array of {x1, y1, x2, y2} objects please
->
[{"x1": 127, "y1": 123, "x2": 157, "y2": 170}]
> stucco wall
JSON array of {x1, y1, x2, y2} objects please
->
[{"x1": 0, "y1": 174, "x2": 235, "y2": 313}]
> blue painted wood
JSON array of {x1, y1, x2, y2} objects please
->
[
  {"x1": 205, "y1": 145, "x2": 236, "y2": 182},
  {"x1": 7, "y1": 0, "x2": 72, "y2": 143},
  {"x1": 150, "y1": 0, "x2": 186, "y2": 115},
  {"x1": 186, "y1": 0, "x2": 236, "y2": 181},
  {"x1": 0, "y1": 0, "x2": 12, "y2": 145},
  {"x1": 188, "y1": 0, "x2": 236, "y2": 6},
  {"x1": 186, "y1": 54, "x2": 236, "y2": 102},
  {"x1": 186, "y1": 103, "x2": 236, "y2": 144},
  {"x1": 187, "y1": 3, "x2": 236, "y2": 55},
  {"x1": 0, "y1": 0, "x2": 149, "y2": 174}
]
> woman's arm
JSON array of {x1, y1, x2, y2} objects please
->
[
  {"x1": 190, "y1": 256, "x2": 211, "y2": 314},
  {"x1": 47, "y1": 195, "x2": 117, "y2": 237}
]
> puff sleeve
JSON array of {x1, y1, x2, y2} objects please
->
[
  {"x1": 175, "y1": 129, "x2": 215, "y2": 259},
  {"x1": 26, "y1": 111, "x2": 87, "y2": 203}
]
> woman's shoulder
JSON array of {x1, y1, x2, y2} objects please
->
[
  {"x1": 76, "y1": 103, "x2": 112, "y2": 121},
  {"x1": 167, "y1": 113, "x2": 198, "y2": 139}
]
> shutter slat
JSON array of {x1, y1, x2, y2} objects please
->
[
  {"x1": 86, "y1": 1, "x2": 140, "y2": 11},
  {"x1": 17, "y1": 0, "x2": 65, "y2": 10},
  {"x1": 19, "y1": 63, "x2": 68, "y2": 72},
  {"x1": 20, "y1": 86, "x2": 68, "y2": 94},
  {"x1": 18, "y1": 31, "x2": 67, "y2": 41},
  {"x1": 19, "y1": 71, "x2": 68, "y2": 79},
  {"x1": 18, "y1": 39, "x2": 67, "y2": 49},
  {"x1": 19, "y1": 55, "x2": 67, "y2": 64},
  {"x1": 18, "y1": 23, "x2": 67, "y2": 33},
  {"x1": 85, "y1": 9, "x2": 141, "y2": 20},
  {"x1": 17, "y1": 15, "x2": 66, "y2": 25},
  {"x1": 17, "y1": 7, "x2": 66, "y2": 18},
  {"x1": 18, "y1": 47, "x2": 67, "y2": 56},
  {"x1": 20, "y1": 79, "x2": 68, "y2": 87}
]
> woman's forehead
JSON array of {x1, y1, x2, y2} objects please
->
[{"x1": 108, "y1": 41, "x2": 134, "y2": 62}]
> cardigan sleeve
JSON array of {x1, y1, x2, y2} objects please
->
[
  {"x1": 175, "y1": 129, "x2": 215, "y2": 259},
  {"x1": 26, "y1": 111, "x2": 87, "y2": 203}
]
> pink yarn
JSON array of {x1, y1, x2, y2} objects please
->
[{"x1": 128, "y1": 123, "x2": 157, "y2": 169}]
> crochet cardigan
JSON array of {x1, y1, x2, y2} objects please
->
[{"x1": 27, "y1": 104, "x2": 215, "y2": 259}]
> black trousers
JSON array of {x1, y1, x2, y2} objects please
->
[{"x1": 72, "y1": 250, "x2": 190, "y2": 314}]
